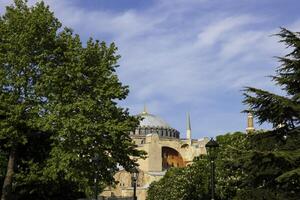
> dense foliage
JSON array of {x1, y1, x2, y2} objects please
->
[
  {"x1": 147, "y1": 132, "x2": 247, "y2": 200},
  {"x1": 0, "y1": 1, "x2": 144, "y2": 199},
  {"x1": 147, "y1": 157, "x2": 210, "y2": 200},
  {"x1": 216, "y1": 132, "x2": 249, "y2": 199},
  {"x1": 240, "y1": 28, "x2": 300, "y2": 200},
  {"x1": 0, "y1": 151, "x2": 7, "y2": 190}
]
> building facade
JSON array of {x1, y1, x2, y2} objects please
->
[{"x1": 100, "y1": 108, "x2": 209, "y2": 200}]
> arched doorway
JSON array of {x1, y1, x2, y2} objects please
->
[{"x1": 162, "y1": 146, "x2": 185, "y2": 170}]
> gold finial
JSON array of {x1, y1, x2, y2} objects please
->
[{"x1": 141, "y1": 104, "x2": 148, "y2": 114}]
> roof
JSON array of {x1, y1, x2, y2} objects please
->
[{"x1": 138, "y1": 112, "x2": 171, "y2": 128}]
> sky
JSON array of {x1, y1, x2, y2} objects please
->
[{"x1": 1, "y1": 0, "x2": 300, "y2": 138}]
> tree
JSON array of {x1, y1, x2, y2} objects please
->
[
  {"x1": 39, "y1": 30, "x2": 145, "y2": 195},
  {"x1": 0, "y1": 1, "x2": 144, "y2": 199},
  {"x1": 10, "y1": 129, "x2": 85, "y2": 200},
  {"x1": 216, "y1": 132, "x2": 249, "y2": 199},
  {"x1": 0, "y1": 151, "x2": 7, "y2": 193},
  {"x1": 242, "y1": 28, "x2": 300, "y2": 199},
  {"x1": 0, "y1": 1, "x2": 62, "y2": 199},
  {"x1": 147, "y1": 158, "x2": 210, "y2": 200},
  {"x1": 146, "y1": 132, "x2": 249, "y2": 200}
]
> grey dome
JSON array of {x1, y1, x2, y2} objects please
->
[
  {"x1": 139, "y1": 112, "x2": 170, "y2": 128},
  {"x1": 131, "y1": 110, "x2": 180, "y2": 139}
]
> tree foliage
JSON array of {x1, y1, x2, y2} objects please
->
[
  {"x1": 216, "y1": 132, "x2": 249, "y2": 199},
  {"x1": 147, "y1": 132, "x2": 247, "y2": 200},
  {"x1": 40, "y1": 29, "x2": 144, "y2": 195},
  {"x1": 241, "y1": 28, "x2": 300, "y2": 199},
  {"x1": 0, "y1": 1, "x2": 62, "y2": 199},
  {"x1": 147, "y1": 158, "x2": 210, "y2": 200},
  {"x1": 0, "y1": 1, "x2": 144, "y2": 199}
]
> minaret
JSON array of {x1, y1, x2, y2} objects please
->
[
  {"x1": 186, "y1": 113, "x2": 192, "y2": 140},
  {"x1": 142, "y1": 104, "x2": 148, "y2": 114},
  {"x1": 246, "y1": 112, "x2": 255, "y2": 133}
]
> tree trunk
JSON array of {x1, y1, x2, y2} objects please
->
[{"x1": 1, "y1": 148, "x2": 16, "y2": 200}]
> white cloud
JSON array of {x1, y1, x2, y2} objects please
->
[
  {"x1": 1, "y1": 0, "x2": 299, "y2": 136},
  {"x1": 197, "y1": 15, "x2": 260, "y2": 46}
]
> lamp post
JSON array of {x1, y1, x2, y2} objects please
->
[
  {"x1": 205, "y1": 138, "x2": 219, "y2": 200},
  {"x1": 131, "y1": 168, "x2": 139, "y2": 200},
  {"x1": 92, "y1": 154, "x2": 100, "y2": 200}
]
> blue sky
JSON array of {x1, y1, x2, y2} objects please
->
[{"x1": 1, "y1": 0, "x2": 300, "y2": 138}]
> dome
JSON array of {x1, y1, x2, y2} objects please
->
[
  {"x1": 139, "y1": 112, "x2": 170, "y2": 128},
  {"x1": 131, "y1": 109, "x2": 180, "y2": 139}
]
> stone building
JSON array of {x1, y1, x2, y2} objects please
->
[{"x1": 100, "y1": 108, "x2": 209, "y2": 200}]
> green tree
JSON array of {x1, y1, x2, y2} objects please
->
[
  {"x1": 216, "y1": 132, "x2": 249, "y2": 199},
  {"x1": 146, "y1": 132, "x2": 249, "y2": 200},
  {"x1": 0, "y1": 1, "x2": 144, "y2": 199},
  {"x1": 0, "y1": 150, "x2": 7, "y2": 192},
  {"x1": 11, "y1": 130, "x2": 85, "y2": 200},
  {"x1": 241, "y1": 28, "x2": 300, "y2": 200},
  {"x1": 147, "y1": 158, "x2": 210, "y2": 200},
  {"x1": 40, "y1": 29, "x2": 144, "y2": 195},
  {"x1": 0, "y1": 1, "x2": 61, "y2": 199}
]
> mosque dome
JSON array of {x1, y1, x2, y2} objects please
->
[
  {"x1": 139, "y1": 112, "x2": 170, "y2": 128},
  {"x1": 131, "y1": 108, "x2": 180, "y2": 139}
]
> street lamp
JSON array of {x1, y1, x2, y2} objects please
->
[
  {"x1": 205, "y1": 138, "x2": 219, "y2": 200},
  {"x1": 131, "y1": 168, "x2": 139, "y2": 200},
  {"x1": 92, "y1": 153, "x2": 100, "y2": 200}
]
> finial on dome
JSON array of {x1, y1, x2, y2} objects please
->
[{"x1": 141, "y1": 104, "x2": 148, "y2": 114}]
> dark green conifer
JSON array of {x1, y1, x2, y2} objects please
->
[{"x1": 241, "y1": 28, "x2": 300, "y2": 200}]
